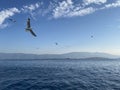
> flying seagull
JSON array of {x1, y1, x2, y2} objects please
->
[
  {"x1": 8, "y1": 18, "x2": 16, "y2": 23},
  {"x1": 25, "y1": 18, "x2": 37, "y2": 37}
]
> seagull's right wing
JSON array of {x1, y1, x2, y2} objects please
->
[{"x1": 29, "y1": 29, "x2": 37, "y2": 37}]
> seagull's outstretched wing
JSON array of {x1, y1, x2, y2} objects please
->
[{"x1": 29, "y1": 29, "x2": 37, "y2": 37}]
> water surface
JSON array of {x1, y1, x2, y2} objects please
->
[{"x1": 0, "y1": 59, "x2": 120, "y2": 90}]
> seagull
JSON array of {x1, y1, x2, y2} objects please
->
[
  {"x1": 8, "y1": 18, "x2": 16, "y2": 23},
  {"x1": 55, "y1": 42, "x2": 58, "y2": 45},
  {"x1": 25, "y1": 18, "x2": 37, "y2": 37},
  {"x1": 91, "y1": 35, "x2": 93, "y2": 38}
]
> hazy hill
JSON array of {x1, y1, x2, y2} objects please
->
[{"x1": 0, "y1": 52, "x2": 119, "y2": 59}]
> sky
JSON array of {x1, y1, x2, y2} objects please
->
[{"x1": 0, "y1": 0, "x2": 120, "y2": 55}]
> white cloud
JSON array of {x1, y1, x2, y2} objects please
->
[
  {"x1": 0, "y1": 3, "x2": 40, "y2": 29},
  {"x1": 68, "y1": 7, "x2": 96, "y2": 17},
  {"x1": 1, "y1": 0, "x2": 120, "y2": 25},
  {"x1": 52, "y1": 0, "x2": 120, "y2": 18},
  {"x1": 53, "y1": 0, "x2": 74, "y2": 18},
  {"x1": 102, "y1": 0, "x2": 120, "y2": 9},
  {"x1": 20, "y1": 0, "x2": 120, "y2": 19},
  {"x1": 21, "y1": 2, "x2": 41, "y2": 12},
  {"x1": 0, "y1": 7, "x2": 20, "y2": 29},
  {"x1": 83, "y1": 0, "x2": 107, "y2": 5},
  {"x1": 0, "y1": 23, "x2": 8, "y2": 29},
  {"x1": 21, "y1": 2, "x2": 42, "y2": 20},
  {"x1": 53, "y1": 0, "x2": 96, "y2": 18},
  {"x1": 0, "y1": 2, "x2": 42, "y2": 29}
]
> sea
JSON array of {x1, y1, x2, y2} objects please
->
[{"x1": 0, "y1": 59, "x2": 120, "y2": 90}]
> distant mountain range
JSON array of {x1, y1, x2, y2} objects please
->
[{"x1": 0, "y1": 52, "x2": 119, "y2": 60}]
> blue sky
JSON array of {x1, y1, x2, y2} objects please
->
[{"x1": 0, "y1": 0, "x2": 120, "y2": 55}]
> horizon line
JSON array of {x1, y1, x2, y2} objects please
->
[{"x1": 0, "y1": 51, "x2": 119, "y2": 56}]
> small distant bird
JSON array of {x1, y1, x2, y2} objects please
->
[
  {"x1": 36, "y1": 48, "x2": 39, "y2": 49},
  {"x1": 55, "y1": 42, "x2": 58, "y2": 45},
  {"x1": 91, "y1": 35, "x2": 93, "y2": 38},
  {"x1": 8, "y1": 18, "x2": 16, "y2": 23},
  {"x1": 25, "y1": 18, "x2": 37, "y2": 37}
]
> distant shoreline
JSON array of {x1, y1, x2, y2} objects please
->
[
  {"x1": 0, "y1": 57, "x2": 118, "y2": 61},
  {"x1": 0, "y1": 52, "x2": 119, "y2": 60}
]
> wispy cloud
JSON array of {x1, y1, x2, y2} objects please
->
[
  {"x1": 0, "y1": 7, "x2": 20, "y2": 29},
  {"x1": 0, "y1": 2, "x2": 42, "y2": 29},
  {"x1": 68, "y1": 7, "x2": 96, "y2": 17},
  {"x1": 0, "y1": 23, "x2": 8, "y2": 29},
  {"x1": 83, "y1": 0, "x2": 107, "y2": 5},
  {"x1": 1, "y1": 0, "x2": 120, "y2": 27},
  {"x1": 53, "y1": 0, "x2": 74, "y2": 18},
  {"x1": 21, "y1": 2, "x2": 42, "y2": 19},
  {"x1": 52, "y1": 0, "x2": 96, "y2": 18},
  {"x1": 21, "y1": 2, "x2": 41, "y2": 12},
  {"x1": 52, "y1": 0, "x2": 120, "y2": 18},
  {"x1": 101, "y1": 0, "x2": 120, "y2": 9}
]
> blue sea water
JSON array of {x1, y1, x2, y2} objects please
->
[{"x1": 0, "y1": 59, "x2": 120, "y2": 90}]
